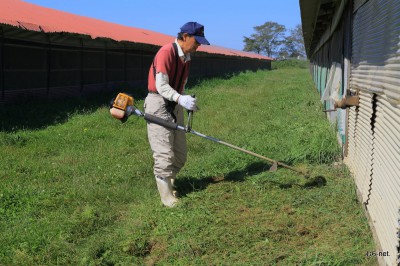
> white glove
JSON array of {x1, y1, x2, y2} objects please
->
[{"x1": 178, "y1": 95, "x2": 198, "y2": 111}]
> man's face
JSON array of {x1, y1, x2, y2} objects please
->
[{"x1": 182, "y1": 34, "x2": 201, "y2": 54}]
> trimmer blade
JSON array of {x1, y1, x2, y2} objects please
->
[{"x1": 269, "y1": 161, "x2": 278, "y2": 172}]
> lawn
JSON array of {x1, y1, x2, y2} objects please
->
[{"x1": 0, "y1": 63, "x2": 377, "y2": 265}]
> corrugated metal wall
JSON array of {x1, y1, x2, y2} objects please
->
[
  {"x1": 0, "y1": 25, "x2": 270, "y2": 105},
  {"x1": 371, "y1": 95, "x2": 400, "y2": 265},
  {"x1": 346, "y1": 0, "x2": 400, "y2": 265},
  {"x1": 303, "y1": 0, "x2": 400, "y2": 264},
  {"x1": 345, "y1": 91, "x2": 374, "y2": 203}
]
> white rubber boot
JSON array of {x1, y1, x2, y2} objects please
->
[
  {"x1": 155, "y1": 176, "x2": 178, "y2": 207},
  {"x1": 170, "y1": 177, "x2": 178, "y2": 197}
]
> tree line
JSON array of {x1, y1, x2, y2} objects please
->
[{"x1": 243, "y1": 21, "x2": 306, "y2": 59}]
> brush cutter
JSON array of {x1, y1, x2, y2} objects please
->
[{"x1": 110, "y1": 93, "x2": 310, "y2": 178}]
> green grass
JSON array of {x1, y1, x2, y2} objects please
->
[
  {"x1": 0, "y1": 68, "x2": 377, "y2": 265},
  {"x1": 271, "y1": 59, "x2": 309, "y2": 70}
]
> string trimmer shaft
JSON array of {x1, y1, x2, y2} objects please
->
[{"x1": 109, "y1": 93, "x2": 309, "y2": 178}]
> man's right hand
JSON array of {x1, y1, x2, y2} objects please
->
[{"x1": 178, "y1": 95, "x2": 198, "y2": 111}]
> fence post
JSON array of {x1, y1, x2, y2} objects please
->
[
  {"x1": 45, "y1": 33, "x2": 51, "y2": 99},
  {"x1": 80, "y1": 38, "x2": 84, "y2": 94},
  {"x1": 0, "y1": 27, "x2": 4, "y2": 102},
  {"x1": 104, "y1": 41, "x2": 108, "y2": 92}
]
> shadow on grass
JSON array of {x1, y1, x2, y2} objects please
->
[
  {"x1": 0, "y1": 72, "x2": 252, "y2": 133},
  {"x1": 0, "y1": 87, "x2": 148, "y2": 132},
  {"x1": 176, "y1": 162, "x2": 327, "y2": 197},
  {"x1": 176, "y1": 162, "x2": 269, "y2": 197},
  {"x1": 267, "y1": 175, "x2": 327, "y2": 190}
]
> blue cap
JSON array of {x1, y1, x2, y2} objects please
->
[{"x1": 180, "y1": 22, "x2": 210, "y2": 45}]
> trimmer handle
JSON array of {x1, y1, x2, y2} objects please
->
[
  {"x1": 186, "y1": 95, "x2": 196, "y2": 132},
  {"x1": 144, "y1": 113, "x2": 179, "y2": 130}
]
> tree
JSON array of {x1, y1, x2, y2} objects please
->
[
  {"x1": 243, "y1": 36, "x2": 262, "y2": 54},
  {"x1": 243, "y1": 21, "x2": 286, "y2": 57},
  {"x1": 277, "y1": 46, "x2": 290, "y2": 59},
  {"x1": 285, "y1": 24, "x2": 306, "y2": 58}
]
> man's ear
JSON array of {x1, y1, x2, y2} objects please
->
[{"x1": 182, "y1": 33, "x2": 189, "y2": 41}]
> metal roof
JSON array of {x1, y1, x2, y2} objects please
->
[
  {"x1": 299, "y1": 0, "x2": 340, "y2": 58},
  {"x1": 0, "y1": 0, "x2": 271, "y2": 60}
]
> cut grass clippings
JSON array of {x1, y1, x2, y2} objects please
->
[{"x1": 0, "y1": 65, "x2": 377, "y2": 265}]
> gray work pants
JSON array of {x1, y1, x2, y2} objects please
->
[{"x1": 144, "y1": 93, "x2": 187, "y2": 178}]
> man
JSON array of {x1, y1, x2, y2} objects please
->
[{"x1": 144, "y1": 22, "x2": 210, "y2": 207}]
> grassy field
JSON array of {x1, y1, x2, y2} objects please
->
[{"x1": 0, "y1": 62, "x2": 377, "y2": 265}]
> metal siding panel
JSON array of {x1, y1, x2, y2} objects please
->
[
  {"x1": 351, "y1": 0, "x2": 400, "y2": 107},
  {"x1": 346, "y1": 107, "x2": 357, "y2": 169},
  {"x1": 340, "y1": 2, "x2": 400, "y2": 251},
  {"x1": 47, "y1": 85, "x2": 81, "y2": 99},
  {"x1": 353, "y1": 0, "x2": 368, "y2": 13},
  {"x1": 320, "y1": 66, "x2": 327, "y2": 95},
  {"x1": 373, "y1": 132, "x2": 400, "y2": 197},
  {"x1": 345, "y1": 91, "x2": 374, "y2": 203},
  {"x1": 351, "y1": 0, "x2": 400, "y2": 257},
  {"x1": 346, "y1": 90, "x2": 400, "y2": 266},
  {"x1": 367, "y1": 94, "x2": 400, "y2": 266},
  {"x1": 4, "y1": 87, "x2": 47, "y2": 103}
]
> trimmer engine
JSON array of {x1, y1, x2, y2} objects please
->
[{"x1": 110, "y1": 93, "x2": 134, "y2": 120}]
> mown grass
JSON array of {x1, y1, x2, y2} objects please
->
[{"x1": 0, "y1": 66, "x2": 377, "y2": 265}]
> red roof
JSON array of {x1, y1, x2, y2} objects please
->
[{"x1": 0, "y1": 0, "x2": 271, "y2": 60}]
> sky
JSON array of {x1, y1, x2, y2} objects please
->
[{"x1": 22, "y1": 0, "x2": 302, "y2": 51}]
